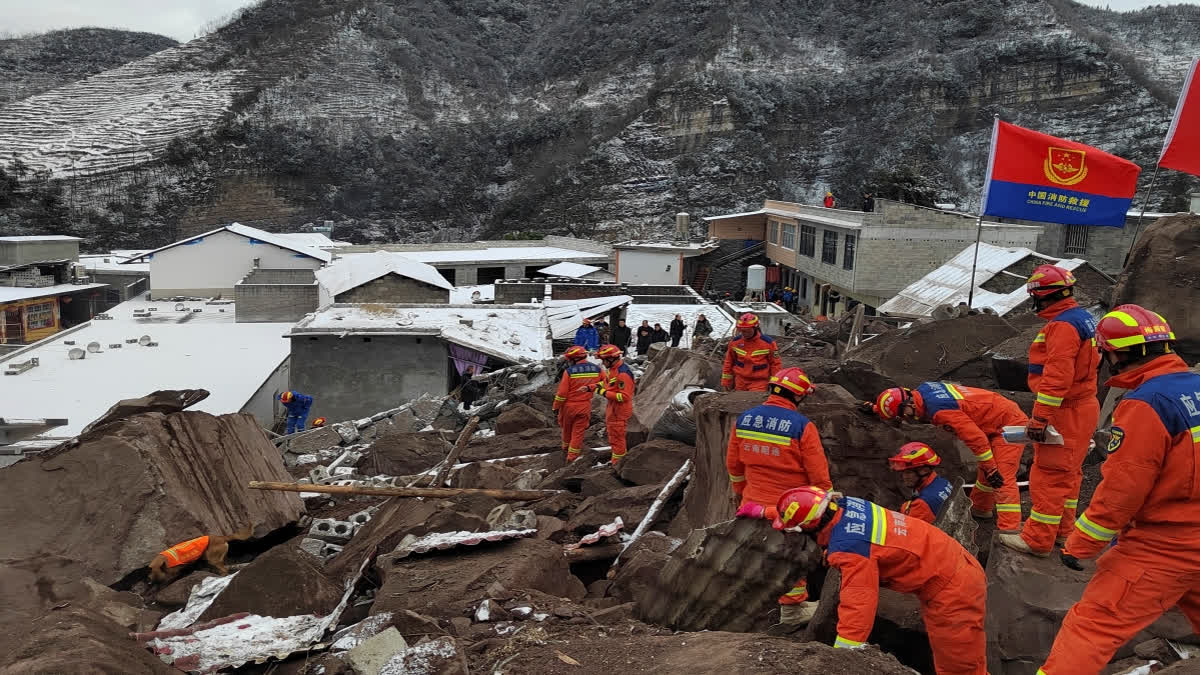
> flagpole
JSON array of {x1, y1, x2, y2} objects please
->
[
  {"x1": 968, "y1": 115, "x2": 1001, "y2": 309},
  {"x1": 1123, "y1": 164, "x2": 1161, "y2": 266}
]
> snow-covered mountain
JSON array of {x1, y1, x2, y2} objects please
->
[{"x1": 0, "y1": 0, "x2": 1197, "y2": 249}]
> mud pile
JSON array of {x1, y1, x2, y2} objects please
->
[{"x1": 1113, "y1": 213, "x2": 1200, "y2": 361}]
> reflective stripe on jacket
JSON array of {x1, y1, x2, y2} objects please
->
[
  {"x1": 726, "y1": 395, "x2": 831, "y2": 504},
  {"x1": 1027, "y1": 298, "x2": 1099, "y2": 422}
]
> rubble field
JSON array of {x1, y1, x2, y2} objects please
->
[{"x1": 2, "y1": 233, "x2": 1197, "y2": 675}]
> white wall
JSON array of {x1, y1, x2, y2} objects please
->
[
  {"x1": 241, "y1": 356, "x2": 291, "y2": 428},
  {"x1": 149, "y1": 230, "x2": 324, "y2": 298},
  {"x1": 617, "y1": 249, "x2": 681, "y2": 285}
]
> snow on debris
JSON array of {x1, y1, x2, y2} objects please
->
[
  {"x1": 565, "y1": 517, "x2": 624, "y2": 550},
  {"x1": 391, "y1": 528, "x2": 538, "y2": 559},
  {"x1": 317, "y1": 250, "x2": 453, "y2": 296},
  {"x1": 537, "y1": 261, "x2": 607, "y2": 278},
  {"x1": 379, "y1": 637, "x2": 461, "y2": 675},
  {"x1": 330, "y1": 612, "x2": 395, "y2": 651}
]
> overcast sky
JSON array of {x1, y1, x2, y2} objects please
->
[{"x1": 0, "y1": 0, "x2": 1196, "y2": 42}]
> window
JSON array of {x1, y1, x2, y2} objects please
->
[
  {"x1": 843, "y1": 234, "x2": 856, "y2": 271},
  {"x1": 768, "y1": 220, "x2": 780, "y2": 244},
  {"x1": 780, "y1": 223, "x2": 796, "y2": 249},
  {"x1": 822, "y1": 230, "x2": 838, "y2": 265},
  {"x1": 799, "y1": 225, "x2": 816, "y2": 257},
  {"x1": 1063, "y1": 225, "x2": 1089, "y2": 256},
  {"x1": 25, "y1": 301, "x2": 55, "y2": 330}
]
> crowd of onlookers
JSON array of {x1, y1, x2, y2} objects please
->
[{"x1": 573, "y1": 313, "x2": 717, "y2": 355}]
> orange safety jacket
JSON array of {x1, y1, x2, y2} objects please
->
[
  {"x1": 818, "y1": 498, "x2": 976, "y2": 648},
  {"x1": 1028, "y1": 297, "x2": 1100, "y2": 422},
  {"x1": 722, "y1": 329, "x2": 782, "y2": 391},
  {"x1": 598, "y1": 360, "x2": 635, "y2": 419},
  {"x1": 553, "y1": 361, "x2": 603, "y2": 410},
  {"x1": 160, "y1": 535, "x2": 210, "y2": 568},
  {"x1": 900, "y1": 472, "x2": 954, "y2": 524},
  {"x1": 726, "y1": 395, "x2": 832, "y2": 505},
  {"x1": 1065, "y1": 354, "x2": 1200, "y2": 559},
  {"x1": 912, "y1": 382, "x2": 1027, "y2": 472}
]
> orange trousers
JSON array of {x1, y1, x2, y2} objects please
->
[
  {"x1": 1021, "y1": 397, "x2": 1099, "y2": 552},
  {"x1": 1040, "y1": 543, "x2": 1200, "y2": 675},
  {"x1": 970, "y1": 436, "x2": 1025, "y2": 531},
  {"x1": 606, "y1": 410, "x2": 629, "y2": 464},
  {"x1": 559, "y1": 403, "x2": 591, "y2": 461},
  {"x1": 920, "y1": 550, "x2": 988, "y2": 675},
  {"x1": 739, "y1": 497, "x2": 809, "y2": 604}
]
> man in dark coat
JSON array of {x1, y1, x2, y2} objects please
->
[
  {"x1": 669, "y1": 314, "x2": 686, "y2": 347},
  {"x1": 636, "y1": 320, "x2": 653, "y2": 355},
  {"x1": 651, "y1": 323, "x2": 669, "y2": 345},
  {"x1": 611, "y1": 319, "x2": 632, "y2": 352}
]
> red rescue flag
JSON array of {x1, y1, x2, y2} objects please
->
[{"x1": 1159, "y1": 57, "x2": 1200, "y2": 178}]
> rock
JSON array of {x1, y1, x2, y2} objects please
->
[
  {"x1": 529, "y1": 492, "x2": 583, "y2": 518},
  {"x1": 347, "y1": 626, "x2": 407, "y2": 675},
  {"x1": 931, "y1": 478, "x2": 979, "y2": 558},
  {"x1": 586, "y1": 579, "x2": 613, "y2": 597},
  {"x1": 829, "y1": 361, "x2": 900, "y2": 402},
  {"x1": 636, "y1": 517, "x2": 823, "y2": 633},
  {"x1": 334, "y1": 421, "x2": 361, "y2": 444},
  {"x1": 621, "y1": 530, "x2": 682, "y2": 558},
  {"x1": 989, "y1": 323, "x2": 1042, "y2": 392},
  {"x1": 844, "y1": 313, "x2": 1020, "y2": 387},
  {"x1": 284, "y1": 426, "x2": 344, "y2": 454},
  {"x1": 461, "y1": 427, "x2": 564, "y2": 463},
  {"x1": 577, "y1": 467, "x2": 627, "y2": 497},
  {"x1": 0, "y1": 606, "x2": 174, "y2": 674},
  {"x1": 0, "y1": 407, "x2": 301, "y2": 587},
  {"x1": 609, "y1": 548, "x2": 671, "y2": 606},
  {"x1": 331, "y1": 613, "x2": 399, "y2": 651},
  {"x1": 372, "y1": 538, "x2": 584, "y2": 619},
  {"x1": 617, "y1": 438, "x2": 692, "y2": 486},
  {"x1": 537, "y1": 449, "x2": 610, "y2": 491},
  {"x1": 473, "y1": 599, "x2": 509, "y2": 622},
  {"x1": 393, "y1": 610, "x2": 447, "y2": 642},
  {"x1": 1133, "y1": 638, "x2": 1180, "y2": 664},
  {"x1": 154, "y1": 570, "x2": 216, "y2": 608},
  {"x1": 1113, "y1": 213, "x2": 1200, "y2": 361},
  {"x1": 629, "y1": 348, "x2": 723, "y2": 438},
  {"x1": 389, "y1": 408, "x2": 422, "y2": 433},
  {"x1": 534, "y1": 515, "x2": 569, "y2": 543},
  {"x1": 455, "y1": 461, "x2": 520, "y2": 490},
  {"x1": 485, "y1": 504, "x2": 537, "y2": 531},
  {"x1": 592, "y1": 602, "x2": 635, "y2": 624},
  {"x1": 493, "y1": 403, "x2": 548, "y2": 434},
  {"x1": 566, "y1": 484, "x2": 663, "y2": 535},
  {"x1": 199, "y1": 542, "x2": 344, "y2": 621},
  {"x1": 363, "y1": 430, "x2": 451, "y2": 476},
  {"x1": 77, "y1": 388, "x2": 209, "y2": 435},
  {"x1": 380, "y1": 636, "x2": 469, "y2": 675}
]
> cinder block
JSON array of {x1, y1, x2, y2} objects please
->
[{"x1": 310, "y1": 518, "x2": 355, "y2": 543}]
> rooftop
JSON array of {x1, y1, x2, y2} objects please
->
[
  {"x1": 537, "y1": 262, "x2": 609, "y2": 278},
  {"x1": 316, "y1": 251, "x2": 453, "y2": 296},
  {"x1": 0, "y1": 281, "x2": 108, "y2": 304},
  {"x1": 0, "y1": 235, "x2": 82, "y2": 242},
  {"x1": 876, "y1": 243, "x2": 1094, "y2": 317},
  {"x1": 275, "y1": 233, "x2": 351, "y2": 248},
  {"x1": 78, "y1": 253, "x2": 150, "y2": 273},
  {"x1": 613, "y1": 240, "x2": 721, "y2": 255},
  {"x1": 124, "y1": 223, "x2": 333, "y2": 264},
  {"x1": 625, "y1": 303, "x2": 734, "y2": 341},
  {"x1": 356, "y1": 246, "x2": 608, "y2": 266},
  {"x1": 723, "y1": 300, "x2": 791, "y2": 315},
  {"x1": 546, "y1": 295, "x2": 634, "y2": 339},
  {"x1": 0, "y1": 298, "x2": 292, "y2": 438},
  {"x1": 288, "y1": 303, "x2": 555, "y2": 363}
]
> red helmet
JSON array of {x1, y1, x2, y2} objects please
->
[
  {"x1": 888, "y1": 442, "x2": 941, "y2": 471},
  {"x1": 311, "y1": 417, "x2": 327, "y2": 428},
  {"x1": 769, "y1": 367, "x2": 815, "y2": 399},
  {"x1": 596, "y1": 344, "x2": 622, "y2": 359},
  {"x1": 874, "y1": 387, "x2": 911, "y2": 420},
  {"x1": 582, "y1": 318, "x2": 592, "y2": 325},
  {"x1": 736, "y1": 313, "x2": 759, "y2": 330},
  {"x1": 772, "y1": 486, "x2": 837, "y2": 531},
  {"x1": 1025, "y1": 265, "x2": 1076, "y2": 298},
  {"x1": 280, "y1": 391, "x2": 294, "y2": 404},
  {"x1": 1096, "y1": 304, "x2": 1175, "y2": 353},
  {"x1": 564, "y1": 346, "x2": 588, "y2": 361}
]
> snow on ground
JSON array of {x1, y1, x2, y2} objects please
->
[
  {"x1": 624, "y1": 303, "x2": 734, "y2": 345},
  {"x1": 448, "y1": 284, "x2": 495, "y2": 303},
  {"x1": 0, "y1": 298, "x2": 291, "y2": 438}
]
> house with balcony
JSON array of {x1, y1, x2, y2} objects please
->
[{"x1": 705, "y1": 199, "x2": 1042, "y2": 317}]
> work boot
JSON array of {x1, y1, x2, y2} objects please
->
[
  {"x1": 997, "y1": 533, "x2": 1050, "y2": 558},
  {"x1": 778, "y1": 601, "x2": 819, "y2": 626},
  {"x1": 970, "y1": 508, "x2": 995, "y2": 520}
]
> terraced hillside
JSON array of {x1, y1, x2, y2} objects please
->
[{"x1": 0, "y1": 0, "x2": 1198, "y2": 248}]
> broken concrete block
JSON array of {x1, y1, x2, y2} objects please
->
[
  {"x1": 566, "y1": 484, "x2": 662, "y2": 535},
  {"x1": 931, "y1": 478, "x2": 978, "y2": 558},
  {"x1": 378, "y1": 636, "x2": 468, "y2": 675},
  {"x1": 333, "y1": 421, "x2": 361, "y2": 444},
  {"x1": 455, "y1": 461, "x2": 520, "y2": 490},
  {"x1": 310, "y1": 518, "x2": 356, "y2": 543},
  {"x1": 485, "y1": 504, "x2": 538, "y2": 532},
  {"x1": 309, "y1": 466, "x2": 332, "y2": 484},
  {"x1": 346, "y1": 626, "x2": 407, "y2": 675},
  {"x1": 299, "y1": 537, "x2": 327, "y2": 559},
  {"x1": 198, "y1": 543, "x2": 345, "y2": 622},
  {"x1": 508, "y1": 468, "x2": 548, "y2": 491},
  {"x1": 617, "y1": 438, "x2": 693, "y2": 486},
  {"x1": 284, "y1": 426, "x2": 343, "y2": 454},
  {"x1": 533, "y1": 515, "x2": 569, "y2": 543}
]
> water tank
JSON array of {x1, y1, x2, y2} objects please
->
[
  {"x1": 675, "y1": 212, "x2": 690, "y2": 239},
  {"x1": 746, "y1": 264, "x2": 766, "y2": 293},
  {"x1": 1190, "y1": 191, "x2": 1200, "y2": 214}
]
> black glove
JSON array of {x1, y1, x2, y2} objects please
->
[
  {"x1": 858, "y1": 401, "x2": 877, "y2": 415},
  {"x1": 1061, "y1": 552, "x2": 1084, "y2": 571},
  {"x1": 985, "y1": 467, "x2": 1004, "y2": 489}
]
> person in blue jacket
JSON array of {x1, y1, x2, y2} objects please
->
[
  {"x1": 279, "y1": 390, "x2": 313, "y2": 434},
  {"x1": 573, "y1": 318, "x2": 600, "y2": 351}
]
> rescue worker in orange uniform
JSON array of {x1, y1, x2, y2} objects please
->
[
  {"x1": 890, "y1": 442, "x2": 954, "y2": 524},
  {"x1": 1039, "y1": 306, "x2": 1200, "y2": 675},
  {"x1": 727, "y1": 367, "x2": 830, "y2": 625},
  {"x1": 999, "y1": 265, "x2": 1100, "y2": 557},
  {"x1": 872, "y1": 381, "x2": 1025, "y2": 530},
  {"x1": 722, "y1": 313, "x2": 781, "y2": 392},
  {"x1": 552, "y1": 346, "x2": 602, "y2": 462},
  {"x1": 586, "y1": 344, "x2": 635, "y2": 465},
  {"x1": 773, "y1": 486, "x2": 988, "y2": 675}
]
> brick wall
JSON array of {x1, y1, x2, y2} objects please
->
[
  {"x1": 235, "y1": 268, "x2": 319, "y2": 323},
  {"x1": 1034, "y1": 222, "x2": 1135, "y2": 275},
  {"x1": 336, "y1": 274, "x2": 451, "y2": 304}
]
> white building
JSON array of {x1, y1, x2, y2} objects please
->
[
  {"x1": 613, "y1": 240, "x2": 720, "y2": 285},
  {"x1": 124, "y1": 223, "x2": 332, "y2": 299}
]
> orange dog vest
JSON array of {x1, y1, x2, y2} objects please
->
[{"x1": 160, "y1": 535, "x2": 210, "y2": 567}]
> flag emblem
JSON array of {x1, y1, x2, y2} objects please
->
[{"x1": 1044, "y1": 147, "x2": 1088, "y2": 186}]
